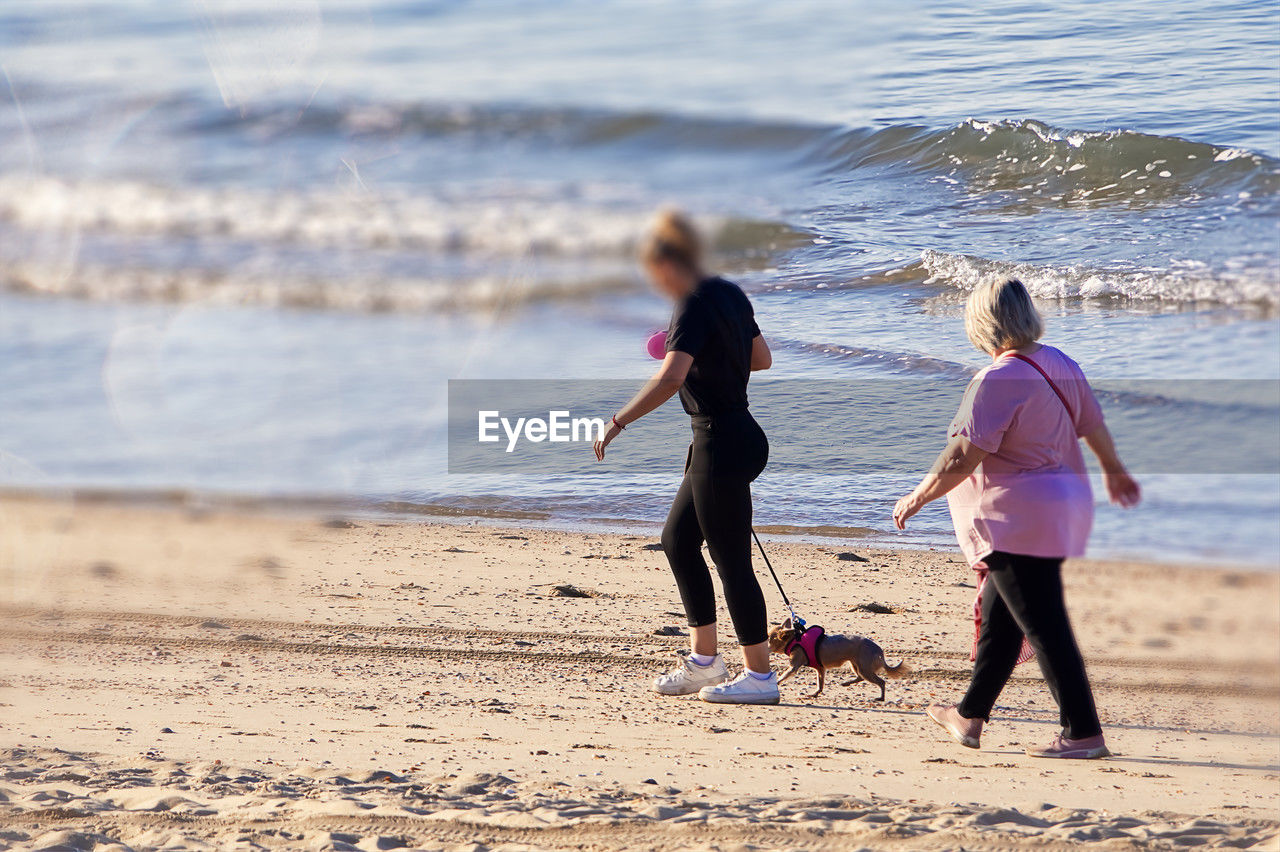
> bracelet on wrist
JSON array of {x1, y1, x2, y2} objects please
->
[{"x1": 612, "y1": 415, "x2": 626, "y2": 431}]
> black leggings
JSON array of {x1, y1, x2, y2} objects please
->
[
  {"x1": 661, "y1": 411, "x2": 769, "y2": 646},
  {"x1": 957, "y1": 551, "x2": 1103, "y2": 739}
]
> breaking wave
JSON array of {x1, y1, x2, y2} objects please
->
[
  {"x1": 921, "y1": 249, "x2": 1279, "y2": 309},
  {"x1": 0, "y1": 260, "x2": 640, "y2": 313},
  {"x1": 0, "y1": 170, "x2": 806, "y2": 311},
  {"x1": 194, "y1": 100, "x2": 1280, "y2": 205},
  {"x1": 2, "y1": 104, "x2": 1276, "y2": 313},
  {"x1": 0, "y1": 174, "x2": 660, "y2": 256},
  {"x1": 810, "y1": 118, "x2": 1280, "y2": 206}
]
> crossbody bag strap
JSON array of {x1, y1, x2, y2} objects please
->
[{"x1": 1006, "y1": 351, "x2": 1074, "y2": 422}]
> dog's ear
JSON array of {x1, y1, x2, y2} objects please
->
[{"x1": 781, "y1": 617, "x2": 794, "y2": 631}]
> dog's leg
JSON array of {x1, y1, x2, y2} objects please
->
[
  {"x1": 777, "y1": 662, "x2": 802, "y2": 685},
  {"x1": 809, "y1": 665, "x2": 825, "y2": 699},
  {"x1": 866, "y1": 672, "x2": 886, "y2": 701},
  {"x1": 778, "y1": 650, "x2": 806, "y2": 685}
]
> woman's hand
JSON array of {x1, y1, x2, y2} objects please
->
[
  {"x1": 593, "y1": 421, "x2": 623, "y2": 461},
  {"x1": 892, "y1": 491, "x2": 924, "y2": 530},
  {"x1": 1084, "y1": 425, "x2": 1140, "y2": 507},
  {"x1": 1103, "y1": 469, "x2": 1141, "y2": 507}
]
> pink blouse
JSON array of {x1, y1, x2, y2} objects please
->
[{"x1": 945, "y1": 345, "x2": 1105, "y2": 567}]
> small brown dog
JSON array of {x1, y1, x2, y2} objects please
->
[{"x1": 767, "y1": 620, "x2": 908, "y2": 700}]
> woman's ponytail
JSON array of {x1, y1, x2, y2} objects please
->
[{"x1": 641, "y1": 208, "x2": 703, "y2": 271}]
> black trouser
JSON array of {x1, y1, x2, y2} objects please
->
[
  {"x1": 957, "y1": 551, "x2": 1102, "y2": 739},
  {"x1": 661, "y1": 410, "x2": 769, "y2": 646}
]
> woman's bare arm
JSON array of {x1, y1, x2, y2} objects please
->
[
  {"x1": 594, "y1": 352, "x2": 693, "y2": 460},
  {"x1": 893, "y1": 436, "x2": 989, "y2": 529},
  {"x1": 1083, "y1": 423, "x2": 1141, "y2": 507},
  {"x1": 615, "y1": 351, "x2": 692, "y2": 424}
]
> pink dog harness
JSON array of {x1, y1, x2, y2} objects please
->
[{"x1": 785, "y1": 624, "x2": 826, "y2": 668}]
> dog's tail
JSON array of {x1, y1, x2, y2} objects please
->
[{"x1": 880, "y1": 658, "x2": 910, "y2": 679}]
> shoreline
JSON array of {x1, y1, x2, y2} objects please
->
[
  {"x1": 0, "y1": 483, "x2": 1272, "y2": 573},
  {"x1": 1, "y1": 492, "x2": 1277, "y2": 850}
]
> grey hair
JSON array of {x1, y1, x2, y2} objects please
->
[{"x1": 964, "y1": 277, "x2": 1045, "y2": 354}]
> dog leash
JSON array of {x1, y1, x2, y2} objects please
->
[{"x1": 751, "y1": 529, "x2": 805, "y2": 630}]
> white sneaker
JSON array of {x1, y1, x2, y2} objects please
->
[
  {"x1": 653, "y1": 651, "x2": 729, "y2": 695},
  {"x1": 699, "y1": 670, "x2": 780, "y2": 705}
]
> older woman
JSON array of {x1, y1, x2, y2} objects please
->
[{"x1": 893, "y1": 277, "x2": 1140, "y2": 759}]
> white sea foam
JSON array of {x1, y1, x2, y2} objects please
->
[
  {"x1": 0, "y1": 173, "x2": 807, "y2": 311},
  {"x1": 921, "y1": 249, "x2": 1279, "y2": 308},
  {"x1": 0, "y1": 174, "x2": 654, "y2": 257},
  {"x1": 1, "y1": 260, "x2": 635, "y2": 313}
]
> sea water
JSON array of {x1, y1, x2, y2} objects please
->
[{"x1": 1, "y1": 0, "x2": 1277, "y2": 565}]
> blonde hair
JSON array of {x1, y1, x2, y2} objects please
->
[
  {"x1": 641, "y1": 208, "x2": 703, "y2": 271},
  {"x1": 964, "y1": 277, "x2": 1045, "y2": 354}
]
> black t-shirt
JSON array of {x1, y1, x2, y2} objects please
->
[{"x1": 665, "y1": 276, "x2": 760, "y2": 416}]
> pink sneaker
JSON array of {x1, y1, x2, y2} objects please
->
[
  {"x1": 1027, "y1": 733, "x2": 1110, "y2": 759},
  {"x1": 926, "y1": 703, "x2": 982, "y2": 749}
]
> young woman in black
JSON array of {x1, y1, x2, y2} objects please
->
[{"x1": 594, "y1": 210, "x2": 777, "y2": 705}]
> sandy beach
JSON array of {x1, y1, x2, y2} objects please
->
[{"x1": 1, "y1": 492, "x2": 1277, "y2": 851}]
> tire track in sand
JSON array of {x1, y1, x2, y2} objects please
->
[
  {"x1": 1, "y1": 624, "x2": 1275, "y2": 700},
  {"x1": 1, "y1": 604, "x2": 1269, "y2": 677},
  {"x1": 0, "y1": 627, "x2": 659, "y2": 670}
]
